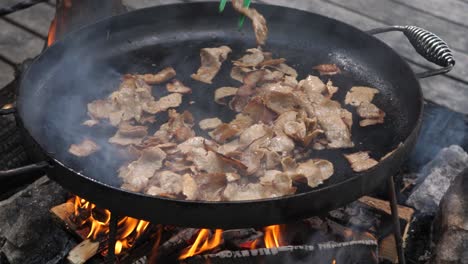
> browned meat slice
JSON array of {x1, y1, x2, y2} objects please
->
[
  {"x1": 293, "y1": 159, "x2": 334, "y2": 188},
  {"x1": 69, "y1": 139, "x2": 100, "y2": 157},
  {"x1": 345, "y1": 86, "x2": 379, "y2": 106},
  {"x1": 314, "y1": 100, "x2": 354, "y2": 149},
  {"x1": 182, "y1": 174, "x2": 198, "y2": 200},
  {"x1": 239, "y1": 124, "x2": 269, "y2": 146},
  {"x1": 230, "y1": 66, "x2": 250, "y2": 83},
  {"x1": 137, "y1": 67, "x2": 176, "y2": 84},
  {"x1": 109, "y1": 122, "x2": 148, "y2": 146},
  {"x1": 233, "y1": 48, "x2": 264, "y2": 67},
  {"x1": 259, "y1": 58, "x2": 287, "y2": 67},
  {"x1": 191, "y1": 46, "x2": 232, "y2": 84},
  {"x1": 82, "y1": 119, "x2": 99, "y2": 127},
  {"x1": 119, "y1": 146, "x2": 167, "y2": 191},
  {"x1": 268, "y1": 135, "x2": 295, "y2": 154},
  {"x1": 265, "y1": 91, "x2": 298, "y2": 114},
  {"x1": 313, "y1": 64, "x2": 341, "y2": 75},
  {"x1": 299, "y1": 75, "x2": 327, "y2": 95},
  {"x1": 325, "y1": 80, "x2": 339, "y2": 98},
  {"x1": 199, "y1": 117, "x2": 222, "y2": 131},
  {"x1": 242, "y1": 69, "x2": 266, "y2": 87},
  {"x1": 259, "y1": 170, "x2": 296, "y2": 196},
  {"x1": 209, "y1": 124, "x2": 239, "y2": 143},
  {"x1": 243, "y1": 96, "x2": 277, "y2": 124},
  {"x1": 149, "y1": 170, "x2": 183, "y2": 195},
  {"x1": 144, "y1": 93, "x2": 183, "y2": 114},
  {"x1": 357, "y1": 102, "x2": 386, "y2": 127},
  {"x1": 87, "y1": 99, "x2": 113, "y2": 120},
  {"x1": 217, "y1": 139, "x2": 241, "y2": 155},
  {"x1": 214, "y1": 87, "x2": 238, "y2": 105},
  {"x1": 344, "y1": 151, "x2": 378, "y2": 172},
  {"x1": 166, "y1": 80, "x2": 192, "y2": 94},
  {"x1": 272, "y1": 63, "x2": 298, "y2": 78},
  {"x1": 232, "y1": 0, "x2": 268, "y2": 46}
]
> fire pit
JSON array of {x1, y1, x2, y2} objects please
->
[{"x1": 0, "y1": 1, "x2": 467, "y2": 264}]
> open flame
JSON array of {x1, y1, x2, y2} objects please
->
[
  {"x1": 332, "y1": 259, "x2": 337, "y2": 264},
  {"x1": 179, "y1": 229, "x2": 223, "y2": 260},
  {"x1": 72, "y1": 196, "x2": 150, "y2": 255},
  {"x1": 264, "y1": 225, "x2": 284, "y2": 248},
  {"x1": 47, "y1": 18, "x2": 56, "y2": 47}
]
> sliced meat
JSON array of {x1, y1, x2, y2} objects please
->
[
  {"x1": 231, "y1": 0, "x2": 268, "y2": 46},
  {"x1": 230, "y1": 66, "x2": 250, "y2": 83},
  {"x1": 214, "y1": 87, "x2": 238, "y2": 105},
  {"x1": 299, "y1": 75, "x2": 327, "y2": 95},
  {"x1": 182, "y1": 174, "x2": 198, "y2": 200},
  {"x1": 233, "y1": 48, "x2": 264, "y2": 67},
  {"x1": 217, "y1": 139, "x2": 241, "y2": 155},
  {"x1": 69, "y1": 139, "x2": 100, "y2": 157},
  {"x1": 119, "y1": 146, "x2": 167, "y2": 191},
  {"x1": 294, "y1": 159, "x2": 334, "y2": 188},
  {"x1": 199, "y1": 117, "x2": 222, "y2": 131},
  {"x1": 312, "y1": 64, "x2": 341, "y2": 75},
  {"x1": 313, "y1": 100, "x2": 354, "y2": 149},
  {"x1": 150, "y1": 170, "x2": 183, "y2": 195},
  {"x1": 191, "y1": 46, "x2": 232, "y2": 84},
  {"x1": 109, "y1": 122, "x2": 148, "y2": 146},
  {"x1": 345, "y1": 86, "x2": 379, "y2": 106},
  {"x1": 137, "y1": 67, "x2": 176, "y2": 85},
  {"x1": 259, "y1": 58, "x2": 287, "y2": 67},
  {"x1": 344, "y1": 151, "x2": 378, "y2": 172},
  {"x1": 239, "y1": 124, "x2": 269, "y2": 146},
  {"x1": 272, "y1": 63, "x2": 297, "y2": 78},
  {"x1": 144, "y1": 93, "x2": 183, "y2": 114},
  {"x1": 357, "y1": 102, "x2": 386, "y2": 127},
  {"x1": 283, "y1": 120, "x2": 307, "y2": 142},
  {"x1": 87, "y1": 99, "x2": 113, "y2": 120},
  {"x1": 268, "y1": 135, "x2": 295, "y2": 154},
  {"x1": 243, "y1": 96, "x2": 277, "y2": 124},
  {"x1": 265, "y1": 91, "x2": 298, "y2": 114},
  {"x1": 209, "y1": 123, "x2": 240, "y2": 143},
  {"x1": 166, "y1": 80, "x2": 192, "y2": 94},
  {"x1": 82, "y1": 119, "x2": 99, "y2": 127}
]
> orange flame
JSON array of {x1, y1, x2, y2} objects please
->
[
  {"x1": 72, "y1": 196, "x2": 150, "y2": 255},
  {"x1": 47, "y1": 18, "x2": 57, "y2": 47},
  {"x1": 179, "y1": 229, "x2": 223, "y2": 260},
  {"x1": 264, "y1": 225, "x2": 284, "y2": 248},
  {"x1": 332, "y1": 259, "x2": 337, "y2": 264}
]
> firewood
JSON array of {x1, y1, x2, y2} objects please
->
[
  {"x1": 67, "y1": 239, "x2": 99, "y2": 264},
  {"x1": 158, "y1": 228, "x2": 200, "y2": 256}
]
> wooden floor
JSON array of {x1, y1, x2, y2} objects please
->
[{"x1": 1, "y1": 0, "x2": 467, "y2": 113}]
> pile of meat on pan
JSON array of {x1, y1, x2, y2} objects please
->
[{"x1": 68, "y1": 1, "x2": 387, "y2": 201}]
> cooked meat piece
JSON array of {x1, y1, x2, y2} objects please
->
[
  {"x1": 194, "y1": 173, "x2": 227, "y2": 201},
  {"x1": 166, "y1": 80, "x2": 192, "y2": 94},
  {"x1": 345, "y1": 86, "x2": 379, "y2": 106},
  {"x1": 214, "y1": 87, "x2": 238, "y2": 105},
  {"x1": 178, "y1": 137, "x2": 215, "y2": 154},
  {"x1": 182, "y1": 174, "x2": 198, "y2": 200},
  {"x1": 69, "y1": 139, "x2": 100, "y2": 157},
  {"x1": 294, "y1": 159, "x2": 334, "y2": 188},
  {"x1": 230, "y1": 66, "x2": 250, "y2": 83},
  {"x1": 241, "y1": 148, "x2": 265, "y2": 175},
  {"x1": 268, "y1": 135, "x2": 295, "y2": 154},
  {"x1": 189, "y1": 148, "x2": 228, "y2": 174},
  {"x1": 137, "y1": 67, "x2": 176, "y2": 84},
  {"x1": 229, "y1": 94, "x2": 250, "y2": 112},
  {"x1": 265, "y1": 150, "x2": 281, "y2": 169},
  {"x1": 226, "y1": 172, "x2": 241, "y2": 182},
  {"x1": 259, "y1": 58, "x2": 287, "y2": 67},
  {"x1": 344, "y1": 151, "x2": 378, "y2": 172},
  {"x1": 283, "y1": 75, "x2": 299, "y2": 88},
  {"x1": 242, "y1": 69, "x2": 266, "y2": 87},
  {"x1": 233, "y1": 48, "x2": 264, "y2": 67},
  {"x1": 87, "y1": 99, "x2": 113, "y2": 120},
  {"x1": 325, "y1": 80, "x2": 339, "y2": 98},
  {"x1": 265, "y1": 91, "x2": 298, "y2": 114},
  {"x1": 209, "y1": 124, "x2": 239, "y2": 143},
  {"x1": 151, "y1": 170, "x2": 183, "y2": 195},
  {"x1": 146, "y1": 186, "x2": 168, "y2": 196},
  {"x1": 243, "y1": 96, "x2": 277, "y2": 124},
  {"x1": 144, "y1": 93, "x2": 183, "y2": 114},
  {"x1": 231, "y1": 0, "x2": 268, "y2": 46},
  {"x1": 272, "y1": 63, "x2": 298, "y2": 78},
  {"x1": 119, "y1": 146, "x2": 167, "y2": 191},
  {"x1": 299, "y1": 75, "x2": 326, "y2": 95},
  {"x1": 313, "y1": 64, "x2": 341, "y2": 75},
  {"x1": 259, "y1": 170, "x2": 295, "y2": 196},
  {"x1": 199, "y1": 118, "x2": 222, "y2": 131},
  {"x1": 313, "y1": 100, "x2": 354, "y2": 149},
  {"x1": 217, "y1": 139, "x2": 240, "y2": 155},
  {"x1": 109, "y1": 122, "x2": 148, "y2": 146},
  {"x1": 239, "y1": 124, "x2": 268, "y2": 146},
  {"x1": 281, "y1": 157, "x2": 297, "y2": 173},
  {"x1": 284, "y1": 120, "x2": 307, "y2": 141},
  {"x1": 82, "y1": 119, "x2": 99, "y2": 127},
  {"x1": 357, "y1": 102, "x2": 385, "y2": 127},
  {"x1": 191, "y1": 46, "x2": 232, "y2": 84},
  {"x1": 230, "y1": 114, "x2": 254, "y2": 131},
  {"x1": 261, "y1": 70, "x2": 285, "y2": 83}
]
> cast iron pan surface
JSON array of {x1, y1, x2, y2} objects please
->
[{"x1": 17, "y1": 2, "x2": 422, "y2": 228}]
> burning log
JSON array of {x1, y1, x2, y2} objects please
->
[
  {"x1": 222, "y1": 229, "x2": 263, "y2": 248},
  {"x1": 328, "y1": 196, "x2": 414, "y2": 263},
  {"x1": 66, "y1": 239, "x2": 99, "y2": 264},
  {"x1": 182, "y1": 240, "x2": 378, "y2": 264},
  {"x1": 149, "y1": 228, "x2": 200, "y2": 262}
]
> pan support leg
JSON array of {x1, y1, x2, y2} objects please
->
[
  {"x1": 106, "y1": 213, "x2": 119, "y2": 264},
  {"x1": 387, "y1": 175, "x2": 406, "y2": 264}
]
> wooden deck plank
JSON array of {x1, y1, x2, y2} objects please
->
[
  {"x1": 257, "y1": 0, "x2": 468, "y2": 84},
  {"x1": 391, "y1": 0, "x2": 468, "y2": 27},
  {"x1": 5, "y1": 3, "x2": 55, "y2": 38},
  {"x1": 325, "y1": 0, "x2": 468, "y2": 54},
  {"x1": 0, "y1": 20, "x2": 44, "y2": 63},
  {"x1": 0, "y1": 61, "x2": 15, "y2": 90}
]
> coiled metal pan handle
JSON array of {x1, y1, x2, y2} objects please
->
[{"x1": 367, "y1": 25, "x2": 455, "y2": 78}]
